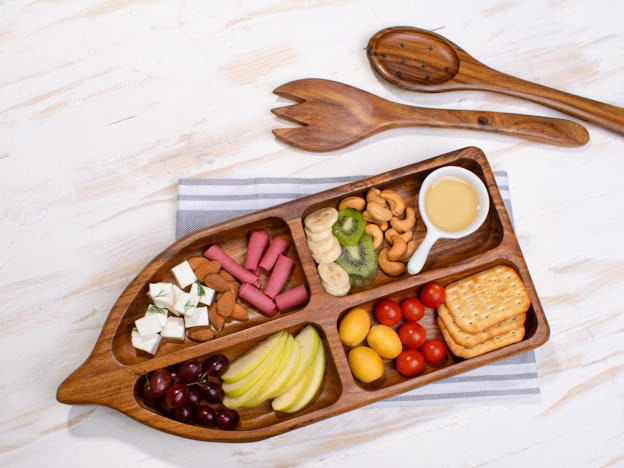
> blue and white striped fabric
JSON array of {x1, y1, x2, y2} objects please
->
[{"x1": 176, "y1": 171, "x2": 539, "y2": 404}]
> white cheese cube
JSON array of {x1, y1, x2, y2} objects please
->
[
  {"x1": 145, "y1": 304, "x2": 168, "y2": 327},
  {"x1": 171, "y1": 261, "x2": 197, "y2": 289},
  {"x1": 190, "y1": 282, "x2": 216, "y2": 306},
  {"x1": 131, "y1": 328, "x2": 161, "y2": 355},
  {"x1": 148, "y1": 282, "x2": 174, "y2": 309},
  {"x1": 171, "y1": 292, "x2": 199, "y2": 316},
  {"x1": 161, "y1": 316, "x2": 186, "y2": 340},
  {"x1": 185, "y1": 306, "x2": 209, "y2": 328},
  {"x1": 135, "y1": 313, "x2": 164, "y2": 337}
]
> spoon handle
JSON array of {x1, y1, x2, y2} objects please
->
[
  {"x1": 472, "y1": 67, "x2": 624, "y2": 136},
  {"x1": 384, "y1": 103, "x2": 589, "y2": 147}
]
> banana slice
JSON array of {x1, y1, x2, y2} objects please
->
[
  {"x1": 321, "y1": 280, "x2": 350, "y2": 297},
  {"x1": 304, "y1": 207, "x2": 338, "y2": 233},
  {"x1": 307, "y1": 233, "x2": 337, "y2": 255},
  {"x1": 318, "y1": 262, "x2": 350, "y2": 290},
  {"x1": 311, "y1": 236, "x2": 341, "y2": 264},
  {"x1": 304, "y1": 226, "x2": 333, "y2": 242}
]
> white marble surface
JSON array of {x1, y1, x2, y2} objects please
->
[{"x1": 2, "y1": 1, "x2": 623, "y2": 466}]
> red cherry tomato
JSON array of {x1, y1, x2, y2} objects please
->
[
  {"x1": 398, "y1": 322, "x2": 427, "y2": 349},
  {"x1": 400, "y1": 297, "x2": 425, "y2": 322},
  {"x1": 395, "y1": 349, "x2": 425, "y2": 377},
  {"x1": 419, "y1": 281, "x2": 446, "y2": 308},
  {"x1": 421, "y1": 339, "x2": 447, "y2": 365},
  {"x1": 374, "y1": 299, "x2": 402, "y2": 327}
]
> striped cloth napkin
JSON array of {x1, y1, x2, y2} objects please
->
[{"x1": 176, "y1": 172, "x2": 539, "y2": 404}]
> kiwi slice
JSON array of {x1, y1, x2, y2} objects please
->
[
  {"x1": 335, "y1": 232, "x2": 378, "y2": 279},
  {"x1": 332, "y1": 208, "x2": 366, "y2": 246},
  {"x1": 349, "y1": 269, "x2": 377, "y2": 288}
]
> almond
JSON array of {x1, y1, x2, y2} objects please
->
[
  {"x1": 188, "y1": 256, "x2": 209, "y2": 270},
  {"x1": 218, "y1": 270, "x2": 235, "y2": 282},
  {"x1": 217, "y1": 290, "x2": 236, "y2": 317},
  {"x1": 209, "y1": 303, "x2": 224, "y2": 331},
  {"x1": 230, "y1": 303, "x2": 249, "y2": 321},
  {"x1": 203, "y1": 273, "x2": 231, "y2": 292},
  {"x1": 194, "y1": 261, "x2": 221, "y2": 279},
  {"x1": 187, "y1": 326, "x2": 215, "y2": 342}
]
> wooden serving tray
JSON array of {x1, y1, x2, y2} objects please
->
[{"x1": 57, "y1": 146, "x2": 549, "y2": 442}]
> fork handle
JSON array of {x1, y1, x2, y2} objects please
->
[{"x1": 387, "y1": 105, "x2": 589, "y2": 147}]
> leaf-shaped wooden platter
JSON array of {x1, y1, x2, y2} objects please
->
[{"x1": 57, "y1": 146, "x2": 549, "y2": 442}]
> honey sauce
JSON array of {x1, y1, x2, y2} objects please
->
[{"x1": 424, "y1": 175, "x2": 480, "y2": 232}]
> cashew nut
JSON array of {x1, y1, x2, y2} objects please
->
[
  {"x1": 387, "y1": 235, "x2": 408, "y2": 262},
  {"x1": 366, "y1": 188, "x2": 386, "y2": 205},
  {"x1": 378, "y1": 248, "x2": 406, "y2": 276},
  {"x1": 362, "y1": 211, "x2": 389, "y2": 231},
  {"x1": 365, "y1": 223, "x2": 384, "y2": 250},
  {"x1": 399, "y1": 240, "x2": 418, "y2": 262},
  {"x1": 380, "y1": 189, "x2": 406, "y2": 217},
  {"x1": 366, "y1": 201, "x2": 393, "y2": 223},
  {"x1": 384, "y1": 228, "x2": 412, "y2": 245},
  {"x1": 338, "y1": 196, "x2": 366, "y2": 211},
  {"x1": 390, "y1": 207, "x2": 417, "y2": 233}
]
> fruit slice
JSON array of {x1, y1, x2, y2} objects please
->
[
  {"x1": 222, "y1": 331, "x2": 288, "y2": 397},
  {"x1": 304, "y1": 207, "x2": 339, "y2": 233},
  {"x1": 272, "y1": 339, "x2": 326, "y2": 413},
  {"x1": 221, "y1": 331, "x2": 286, "y2": 383},
  {"x1": 335, "y1": 232, "x2": 378, "y2": 278},
  {"x1": 332, "y1": 208, "x2": 366, "y2": 246},
  {"x1": 318, "y1": 262, "x2": 350, "y2": 297},
  {"x1": 310, "y1": 236, "x2": 342, "y2": 264},
  {"x1": 242, "y1": 334, "x2": 297, "y2": 408},
  {"x1": 223, "y1": 334, "x2": 293, "y2": 409},
  {"x1": 275, "y1": 325, "x2": 320, "y2": 396},
  {"x1": 264, "y1": 338, "x2": 302, "y2": 399}
]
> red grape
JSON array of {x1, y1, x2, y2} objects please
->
[
  {"x1": 202, "y1": 380, "x2": 225, "y2": 404},
  {"x1": 177, "y1": 359, "x2": 202, "y2": 383},
  {"x1": 216, "y1": 408, "x2": 240, "y2": 430},
  {"x1": 187, "y1": 386, "x2": 202, "y2": 406},
  {"x1": 204, "y1": 354, "x2": 229, "y2": 377},
  {"x1": 173, "y1": 404, "x2": 194, "y2": 424},
  {"x1": 165, "y1": 383, "x2": 189, "y2": 409},
  {"x1": 149, "y1": 368, "x2": 172, "y2": 398},
  {"x1": 194, "y1": 405, "x2": 217, "y2": 427}
]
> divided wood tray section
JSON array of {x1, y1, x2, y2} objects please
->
[{"x1": 57, "y1": 146, "x2": 549, "y2": 442}]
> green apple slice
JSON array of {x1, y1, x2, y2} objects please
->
[
  {"x1": 223, "y1": 331, "x2": 288, "y2": 397},
  {"x1": 284, "y1": 340, "x2": 326, "y2": 413},
  {"x1": 223, "y1": 333, "x2": 293, "y2": 409},
  {"x1": 272, "y1": 339, "x2": 325, "y2": 413},
  {"x1": 222, "y1": 331, "x2": 286, "y2": 383},
  {"x1": 274, "y1": 325, "x2": 320, "y2": 397},
  {"x1": 242, "y1": 334, "x2": 297, "y2": 408},
  {"x1": 263, "y1": 338, "x2": 302, "y2": 400}
]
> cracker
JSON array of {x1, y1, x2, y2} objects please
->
[
  {"x1": 444, "y1": 265, "x2": 531, "y2": 333},
  {"x1": 438, "y1": 317, "x2": 525, "y2": 359},
  {"x1": 437, "y1": 303, "x2": 526, "y2": 348}
]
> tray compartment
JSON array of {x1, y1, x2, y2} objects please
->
[
  {"x1": 300, "y1": 156, "x2": 504, "y2": 295},
  {"x1": 337, "y1": 261, "x2": 539, "y2": 392},
  {"x1": 133, "y1": 322, "x2": 342, "y2": 432},
  {"x1": 112, "y1": 216, "x2": 310, "y2": 365}
]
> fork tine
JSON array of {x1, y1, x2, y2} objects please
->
[
  {"x1": 273, "y1": 78, "x2": 327, "y2": 102},
  {"x1": 271, "y1": 105, "x2": 308, "y2": 126},
  {"x1": 272, "y1": 126, "x2": 351, "y2": 152}
]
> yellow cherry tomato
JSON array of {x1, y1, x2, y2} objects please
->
[
  {"x1": 367, "y1": 324, "x2": 403, "y2": 359},
  {"x1": 348, "y1": 346, "x2": 384, "y2": 383},
  {"x1": 339, "y1": 307, "x2": 371, "y2": 347}
]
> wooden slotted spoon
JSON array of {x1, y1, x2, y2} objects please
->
[{"x1": 271, "y1": 78, "x2": 589, "y2": 151}]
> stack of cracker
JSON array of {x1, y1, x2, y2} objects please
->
[{"x1": 436, "y1": 265, "x2": 531, "y2": 359}]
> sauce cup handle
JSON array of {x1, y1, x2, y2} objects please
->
[{"x1": 407, "y1": 229, "x2": 439, "y2": 275}]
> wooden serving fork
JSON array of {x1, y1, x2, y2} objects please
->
[{"x1": 271, "y1": 78, "x2": 589, "y2": 151}]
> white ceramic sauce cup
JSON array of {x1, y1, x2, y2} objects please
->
[{"x1": 407, "y1": 166, "x2": 490, "y2": 275}]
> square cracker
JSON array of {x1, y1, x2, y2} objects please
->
[
  {"x1": 444, "y1": 265, "x2": 531, "y2": 333},
  {"x1": 437, "y1": 303, "x2": 526, "y2": 348},
  {"x1": 438, "y1": 317, "x2": 525, "y2": 359}
]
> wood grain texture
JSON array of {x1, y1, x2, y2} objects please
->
[
  {"x1": 367, "y1": 26, "x2": 624, "y2": 135},
  {"x1": 57, "y1": 147, "x2": 549, "y2": 442},
  {"x1": 272, "y1": 78, "x2": 589, "y2": 150}
]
